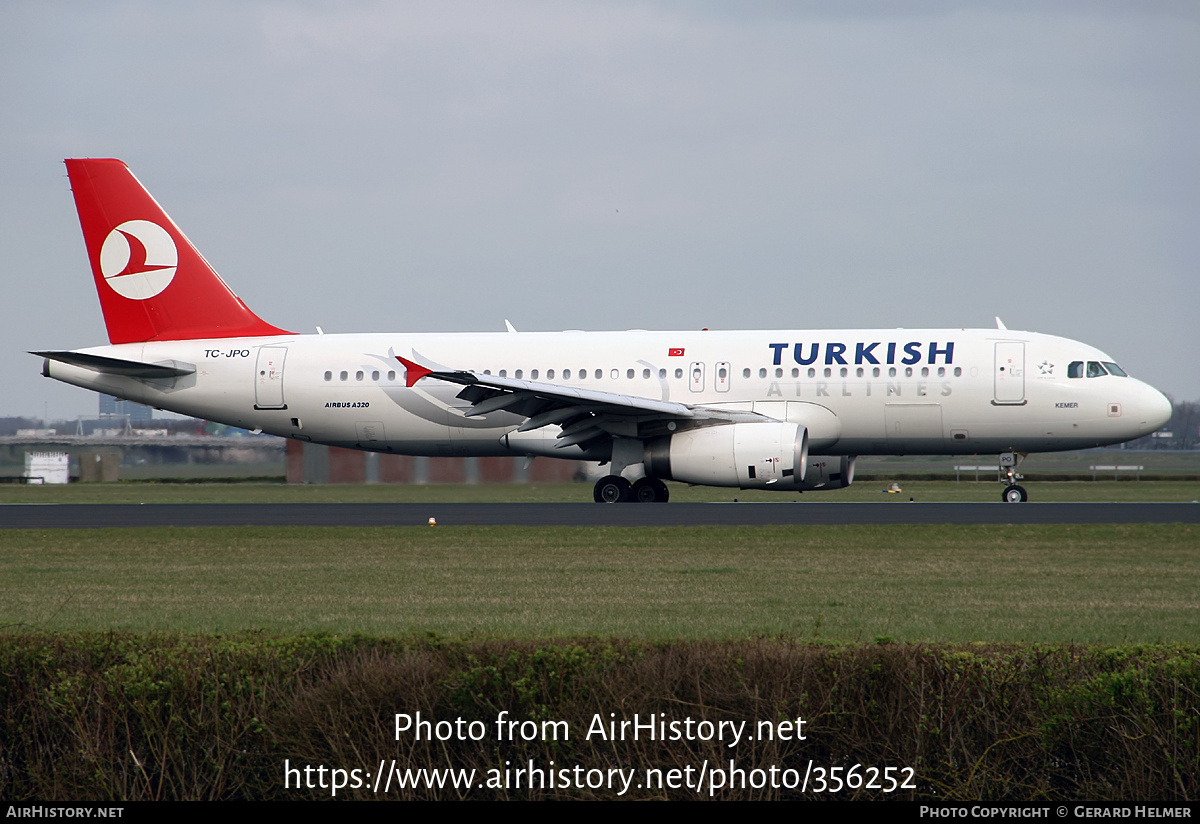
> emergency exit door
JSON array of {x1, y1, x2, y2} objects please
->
[
  {"x1": 254, "y1": 346, "x2": 288, "y2": 409},
  {"x1": 993, "y1": 342, "x2": 1025, "y2": 405}
]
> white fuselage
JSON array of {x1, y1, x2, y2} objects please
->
[{"x1": 44, "y1": 327, "x2": 1171, "y2": 461}]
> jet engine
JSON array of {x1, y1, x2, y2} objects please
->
[{"x1": 644, "y1": 422, "x2": 808, "y2": 489}]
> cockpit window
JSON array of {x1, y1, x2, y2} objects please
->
[
  {"x1": 1102, "y1": 362, "x2": 1127, "y2": 377},
  {"x1": 1068, "y1": 361, "x2": 1084, "y2": 379},
  {"x1": 1086, "y1": 361, "x2": 1108, "y2": 378}
]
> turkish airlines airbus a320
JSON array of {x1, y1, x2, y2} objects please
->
[{"x1": 35, "y1": 159, "x2": 1172, "y2": 503}]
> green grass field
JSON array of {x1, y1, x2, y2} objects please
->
[
  {"x1": 2, "y1": 523, "x2": 1195, "y2": 643},
  {"x1": 5, "y1": 473, "x2": 1196, "y2": 803},
  {"x1": 3, "y1": 477, "x2": 1195, "y2": 642},
  {"x1": 1, "y1": 478, "x2": 1197, "y2": 503}
]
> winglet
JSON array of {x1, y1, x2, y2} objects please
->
[{"x1": 395, "y1": 355, "x2": 434, "y2": 387}]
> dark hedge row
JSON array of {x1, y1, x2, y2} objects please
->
[{"x1": 1, "y1": 634, "x2": 1196, "y2": 800}]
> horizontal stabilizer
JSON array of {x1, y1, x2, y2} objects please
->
[{"x1": 33, "y1": 350, "x2": 196, "y2": 379}]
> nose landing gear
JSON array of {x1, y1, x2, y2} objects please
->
[{"x1": 1002, "y1": 484, "x2": 1028, "y2": 503}]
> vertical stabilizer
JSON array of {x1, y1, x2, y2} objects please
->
[{"x1": 65, "y1": 158, "x2": 291, "y2": 343}]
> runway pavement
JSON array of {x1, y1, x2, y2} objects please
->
[{"x1": 1, "y1": 502, "x2": 1197, "y2": 528}]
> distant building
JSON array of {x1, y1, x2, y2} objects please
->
[
  {"x1": 99, "y1": 395, "x2": 153, "y2": 423},
  {"x1": 25, "y1": 452, "x2": 69, "y2": 484}
]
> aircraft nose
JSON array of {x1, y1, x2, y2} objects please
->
[{"x1": 1140, "y1": 384, "x2": 1173, "y2": 433}]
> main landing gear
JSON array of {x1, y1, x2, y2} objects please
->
[
  {"x1": 998, "y1": 451, "x2": 1028, "y2": 503},
  {"x1": 593, "y1": 475, "x2": 669, "y2": 503}
]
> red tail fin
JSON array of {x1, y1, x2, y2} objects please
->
[{"x1": 65, "y1": 158, "x2": 292, "y2": 344}]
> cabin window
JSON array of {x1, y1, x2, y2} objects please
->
[
  {"x1": 873, "y1": 367, "x2": 880, "y2": 378},
  {"x1": 595, "y1": 369, "x2": 603, "y2": 380},
  {"x1": 674, "y1": 368, "x2": 683, "y2": 379},
  {"x1": 840, "y1": 367, "x2": 848, "y2": 378},
  {"x1": 921, "y1": 367, "x2": 929, "y2": 377},
  {"x1": 773, "y1": 368, "x2": 781, "y2": 378},
  {"x1": 904, "y1": 367, "x2": 912, "y2": 377},
  {"x1": 563, "y1": 369, "x2": 571, "y2": 379},
  {"x1": 759, "y1": 368, "x2": 767, "y2": 378},
  {"x1": 355, "y1": 371, "x2": 364, "y2": 381},
  {"x1": 937, "y1": 367, "x2": 945, "y2": 377},
  {"x1": 372, "y1": 370, "x2": 380, "y2": 381},
  {"x1": 499, "y1": 369, "x2": 507, "y2": 377},
  {"x1": 547, "y1": 369, "x2": 554, "y2": 379},
  {"x1": 339, "y1": 371, "x2": 348, "y2": 381},
  {"x1": 743, "y1": 368, "x2": 751, "y2": 379},
  {"x1": 659, "y1": 368, "x2": 667, "y2": 379},
  {"x1": 808, "y1": 368, "x2": 816, "y2": 378},
  {"x1": 610, "y1": 369, "x2": 618, "y2": 380},
  {"x1": 791, "y1": 368, "x2": 799, "y2": 378},
  {"x1": 643, "y1": 368, "x2": 651, "y2": 379},
  {"x1": 953, "y1": 367, "x2": 962, "y2": 377},
  {"x1": 388, "y1": 371, "x2": 396, "y2": 381},
  {"x1": 823, "y1": 368, "x2": 832, "y2": 378},
  {"x1": 324, "y1": 371, "x2": 332, "y2": 381},
  {"x1": 888, "y1": 367, "x2": 896, "y2": 377},
  {"x1": 627, "y1": 369, "x2": 635, "y2": 379},
  {"x1": 515, "y1": 369, "x2": 523, "y2": 379},
  {"x1": 530, "y1": 369, "x2": 538, "y2": 380}
]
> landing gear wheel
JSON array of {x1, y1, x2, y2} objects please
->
[
  {"x1": 1002, "y1": 484, "x2": 1028, "y2": 503},
  {"x1": 594, "y1": 475, "x2": 632, "y2": 504},
  {"x1": 632, "y1": 477, "x2": 669, "y2": 503}
]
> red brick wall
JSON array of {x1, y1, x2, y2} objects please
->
[
  {"x1": 477, "y1": 456, "x2": 515, "y2": 482},
  {"x1": 328, "y1": 447, "x2": 366, "y2": 483},
  {"x1": 529, "y1": 456, "x2": 582, "y2": 482},
  {"x1": 378, "y1": 453, "x2": 415, "y2": 483},
  {"x1": 427, "y1": 457, "x2": 466, "y2": 483},
  {"x1": 286, "y1": 439, "x2": 305, "y2": 484},
  {"x1": 286, "y1": 442, "x2": 586, "y2": 484}
]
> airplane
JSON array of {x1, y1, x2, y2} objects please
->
[{"x1": 34, "y1": 158, "x2": 1173, "y2": 503}]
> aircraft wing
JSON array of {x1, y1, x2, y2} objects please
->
[{"x1": 395, "y1": 354, "x2": 765, "y2": 449}]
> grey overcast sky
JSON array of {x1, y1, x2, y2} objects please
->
[{"x1": 2, "y1": 1, "x2": 1197, "y2": 421}]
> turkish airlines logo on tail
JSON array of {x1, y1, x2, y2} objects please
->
[{"x1": 99, "y1": 220, "x2": 178, "y2": 300}]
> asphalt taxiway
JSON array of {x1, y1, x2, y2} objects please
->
[{"x1": 1, "y1": 502, "x2": 1196, "y2": 528}]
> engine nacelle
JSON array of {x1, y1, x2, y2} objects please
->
[
  {"x1": 779, "y1": 455, "x2": 856, "y2": 491},
  {"x1": 644, "y1": 422, "x2": 808, "y2": 489}
]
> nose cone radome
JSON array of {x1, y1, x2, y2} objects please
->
[{"x1": 1139, "y1": 383, "x2": 1173, "y2": 434}]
